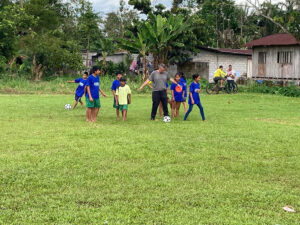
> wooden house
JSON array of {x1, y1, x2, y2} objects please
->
[{"x1": 245, "y1": 33, "x2": 300, "y2": 81}]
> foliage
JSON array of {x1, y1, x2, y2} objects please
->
[
  {"x1": 240, "y1": 82, "x2": 300, "y2": 97},
  {"x1": 96, "y1": 60, "x2": 128, "y2": 78}
]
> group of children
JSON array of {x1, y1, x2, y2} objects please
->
[{"x1": 67, "y1": 66, "x2": 205, "y2": 122}]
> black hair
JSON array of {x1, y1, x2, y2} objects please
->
[
  {"x1": 115, "y1": 71, "x2": 122, "y2": 76},
  {"x1": 192, "y1": 74, "x2": 200, "y2": 80},
  {"x1": 84, "y1": 72, "x2": 88, "y2": 75},
  {"x1": 175, "y1": 73, "x2": 181, "y2": 77},
  {"x1": 219, "y1": 65, "x2": 223, "y2": 69},
  {"x1": 91, "y1": 66, "x2": 100, "y2": 74},
  {"x1": 229, "y1": 65, "x2": 232, "y2": 67},
  {"x1": 120, "y1": 77, "x2": 126, "y2": 82},
  {"x1": 179, "y1": 72, "x2": 186, "y2": 81}
]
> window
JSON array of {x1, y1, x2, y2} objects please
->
[
  {"x1": 277, "y1": 51, "x2": 292, "y2": 64},
  {"x1": 258, "y1": 52, "x2": 266, "y2": 64}
]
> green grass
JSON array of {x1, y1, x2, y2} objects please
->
[{"x1": 0, "y1": 92, "x2": 300, "y2": 224}]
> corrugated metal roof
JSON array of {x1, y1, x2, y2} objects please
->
[{"x1": 245, "y1": 33, "x2": 300, "y2": 48}]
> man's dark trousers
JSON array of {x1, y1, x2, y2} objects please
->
[{"x1": 151, "y1": 90, "x2": 168, "y2": 120}]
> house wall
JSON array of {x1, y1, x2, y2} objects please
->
[
  {"x1": 97, "y1": 54, "x2": 127, "y2": 64},
  {"x1": 252, "y1": 45, "x2": 300, "y2": 79},
  {"x1": 191, "y1": 49, "x2": 249, "y2": 81}
]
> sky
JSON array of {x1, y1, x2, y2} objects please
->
[{"x1": 89, "y1": 0, "x2": 281, "y2": 14}]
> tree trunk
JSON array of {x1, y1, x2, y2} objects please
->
[
  {"x1": 142, "y1": 55, "x2": 148, "y2": 80},
  {"x1": 86, "y1": 34, "x2": 90, "y2": 69},
  {"x1": 32, "y1": 55, "x2": 44, "y2": 81}
]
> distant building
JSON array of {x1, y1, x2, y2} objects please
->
[
  {"x1": 92, "y1": 52, "x2": 128, "y2": 65},
  {"x1": 169, "y1": 47, "x2": 252, "y2": 81},
  {"x1": 245, "y1": 33, "x2": 300, "y2": 81},
  {"x1": 81, "y1": 50, "x2": 97, "y2": 70}
]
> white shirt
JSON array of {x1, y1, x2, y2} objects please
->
[{"x1": 227, "y1": 70, "x2": 236, "y2": 80}]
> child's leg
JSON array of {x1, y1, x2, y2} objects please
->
[
  {"x1": 79, "y1": 99, "x2": 84, "y2": 106},
  {"x1": 196, "y1": 103, "x2": 205, "y2": 121},
  {"x1": 183, "y1": 101, "x2": 187, "y2": 113},
  {"x1": 171, "y1": 101, "x2": 175, "y2": 118},
  {"x1": 92, "y1": 107, "x2": 100, "y2": 122},
  {"x1": 116, "y1": 109, "x2": 120, "y2": 119},
  {"x1": 184, "y1": 104, "x2": 194, "y2": 120},
  {"x1": 175, "y1": 102, "x2": 181, "y2": 118},
  {"x1": 73, "y1": 101, "x2": 79, "y2": 109},
  {"x1": 159, "y1": 102, "x2": 163, "y2": 117},
  {"x1": 86, "y1": 108, "x2": 92, "y2": 122},
  {"x1": 122, "y1": 110, "x2": 127, "y2": 122}
]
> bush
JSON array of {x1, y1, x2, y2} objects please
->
[{"x1": 240, "y1": 82, "x2": 300, "y2": 97}]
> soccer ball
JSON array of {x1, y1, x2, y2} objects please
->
[
  {"x1": 65, "y1": 104, "x2": 72, "y2": 110},
  {"x1": 163, "y1": 116, "x2": 171, "y2": 123}
]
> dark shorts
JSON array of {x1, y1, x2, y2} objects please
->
[
  {"x1": 213, "y1": 77, "x2": 224, "y2": 84},
  {"x1": 75, "y1": 94, "x2": 82, "y2": 102}
]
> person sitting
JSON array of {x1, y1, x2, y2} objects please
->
[{"x1": 213, "y1": 65, "x2": 227, "y2": 93}]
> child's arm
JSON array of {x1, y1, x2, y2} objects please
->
[
  {"x1": 147, "y1": 83, "x2": 152, "y2": 89},
  {"x1": 171, "y1": 90, "x2": 175, "y2": 101},
  {"x1": 100, "y1": 88, "x2": 107, "y2": 97},
  {"x1": 190, "y1": 92, "x2": 194, "y2": 104},
  {"x1": 128, "y1": 94, "x2": 131, "y2": 104},
  {"x1": 87, "y1": 86, "x2": 93, "y2": 101},
  {"x1": 182, "y1": 90, "x2": 185, "y2": 99},
  {"x1": 84, "y1": 86, "x2": 87, "y2": 96},
  {"x1": 67, "y1": 81, "x2": 75, "y2": 83},
  {"x1": 116, "y1": 94, "x2": 119, "y2": 106}
]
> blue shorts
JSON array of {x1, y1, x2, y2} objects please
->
[{"x1": 75, "y1": 94, "x2": 82, "y2": 102}]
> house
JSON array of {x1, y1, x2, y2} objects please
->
[
  {"x1": 169, "y1": 47, "x2": 252, "y2": 81},
  {"x1": 81, "y1": 50, "x2": 97, "y2": 69},
  {"x1": 92, "y1": 52, "x2": 128, "y2": 65},
  {"x1": 245, "y1": 33, "x2": 300, "y2": 81}
]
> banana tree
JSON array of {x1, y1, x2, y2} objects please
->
[
  {"x1": 118, "y1": 26, "x2": 151, "y2": 80},
  {"x1": 96, "y1": 38, "x2": 116, "y2": 69},
  {"x1": 143, "y1": 13, "x2": 192, "y2": 68}
]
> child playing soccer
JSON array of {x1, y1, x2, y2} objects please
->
[
  {"x1": 179, "y1": 72, "x2": 188, "y2": 113},
  {"x1": 171, "y1": 73, "x2": 186, "y2": 118},
  {"x1": 67, "y1": 72, "x2": 88, "y2": 109},
  {"x1": 111, "y1": 71, "x2": 122, "y2": 119},
  {"x1": 86, "y1": 66, "x2": 107, "y2": 122},
  {"x1": 116, "y1": 78, "x2": 131, "y2": 122},
  {"x1": 184, "y1": 74, "x2": 205, "y2": 121}
]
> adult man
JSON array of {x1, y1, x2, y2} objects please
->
[
  {"x1": 138, "y1": 64, "x2": 178, "y2": 120},
  {"x1": 227, "y1": 65, "x2": 236, "y2": 93},
  {"x1": 213, "y1": 65, "x2": 227, "y2": 93}
]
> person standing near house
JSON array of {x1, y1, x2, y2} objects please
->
[
  {"x1": 138, "y1": 64, "x2": 178, "y2": 121},
  {"x1": 227, "y1": 65, "x2": 236, "y2": 93}
]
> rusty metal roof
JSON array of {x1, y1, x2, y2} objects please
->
[{"x1": 245, "y1": 33, "x2": 300, "y2": 48}]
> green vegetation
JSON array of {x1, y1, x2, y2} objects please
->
[{"x1": 0, "y1": 93, "x2": 299, "y2": 224}]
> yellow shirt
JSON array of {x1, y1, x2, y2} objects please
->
[
  {"x1": 116, "y1": 85, "x2": 131, "y2": 105},
  {"x1": 213, "y1": 69, "x2": 227, "y2": 78}
]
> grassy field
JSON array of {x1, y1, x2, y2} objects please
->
[{"x1": 0, "y1": 92, "x2": 300, "y2": 224}]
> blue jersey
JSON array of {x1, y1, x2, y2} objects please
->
[
  {"x1": 111, "y1": 79, "x2": 120, "y2": 92},
  {"x1": 74, "y1": 78, "x2": 87, "y2": 97},
  {"x1": 180, "y1": 77, "x2": 187, "y2": 98},
  {"x1": 188, "y1": 82, "x2": 201, "y2": 105},
  {"x1": 86, "y1": 75, "x2": 100, "y2": 99},
  {"x1": 171, "y1": 82, "x2": 186, "y2": 102}
]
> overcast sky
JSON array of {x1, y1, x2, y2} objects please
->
[{"x1": 90, "y1": 0, "x2": 281, "y2": 14}]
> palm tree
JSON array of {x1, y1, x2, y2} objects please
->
[{"x1": 96, "y1": 38, "x2": 117, "y2": 72}]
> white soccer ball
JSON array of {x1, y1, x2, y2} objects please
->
[
  {"x1": 65, "y1": 104, "x2": 72, "y2": 110},
  {"x1": 163, "y1": 116, "x2": 171, "y2": 123}
]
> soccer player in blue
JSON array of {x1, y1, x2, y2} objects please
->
[
  {"x1": 179, "y1": 72, "x2": 188, "y2": 114},
  {"x1": 111, "y1": 71, "x2": 122, "y2": 119},
  {"x1": 86, "y1": 66, "x2": 107, "y2": 122},
  {"x1": 184, "y1": 74, "x2": 205, "y2": 121},
  {"x1": 171, "y1": 73, "x2": 186, "y2": 118},
  {"x1": 67, "y1": 72, "x2": 88, "y2": 109}
]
